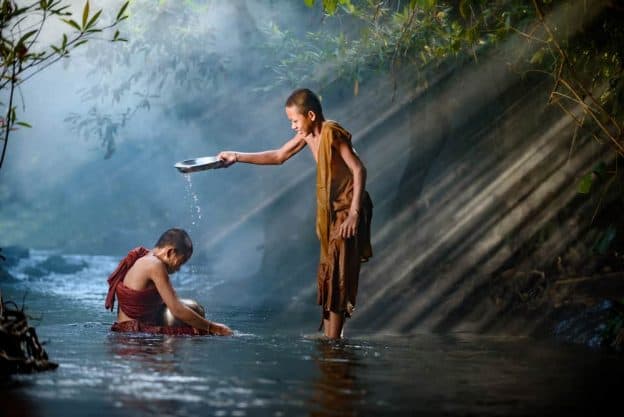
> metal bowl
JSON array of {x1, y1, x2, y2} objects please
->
[
  {"x1": 163, "y1": 298, "x2": 206, "y2": 327},
  {"x1": 174, "y1": 156, "x2": 224, "y2": 173}
]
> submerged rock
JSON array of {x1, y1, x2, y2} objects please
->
[
  {"x1": 0, "y1": 266, "x2": 16, "y2": 283},
  {"x1": 36, "y1": 255, "x2": 87, "y2": 275},
  {"x1": 0, "y1": 246, "x2": 29, "y2": 268},
  {"x1": 22, "y1": 266, "x2": 46, "y2": 279}
]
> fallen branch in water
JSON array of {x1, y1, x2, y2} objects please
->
[{"x1": 0, "y1": 290, "x2": 58, "y2": 375}]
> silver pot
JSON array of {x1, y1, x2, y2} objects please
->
[{"x1": 162, "y1": 298, "x2": 206, "y2": 327}]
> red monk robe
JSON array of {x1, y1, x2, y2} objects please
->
[{"x1": 105, "y1": 247, "x2": 209, "y2": 336}]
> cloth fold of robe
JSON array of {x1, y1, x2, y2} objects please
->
[
  {"x1": 316, "y1": 121, "x2": 373, "y2": 319},
  {"x1": 105, "y1": 246, "x2": 150, "y2": 312},
  {"x1": 105, "y1": 246, "x2": 208, "y2": 335}
]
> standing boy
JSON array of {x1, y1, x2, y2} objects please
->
[{"x1": 218, "y1": 88, "x2": 372, "y2": 339}]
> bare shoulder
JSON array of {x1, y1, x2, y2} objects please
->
[
  {"x1": 132, "y1": 253, "x2": 156, "y2": 270},
  {"x1": 141, "y1": 254, "x2": 168, "y2": 277},
  {"x1": 125, "y1": 254, "x2": 167, "y2": 289}
]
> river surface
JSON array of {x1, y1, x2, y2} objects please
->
[{"x1": 1, "y1": 251, "x2": 623, "y2": 417}]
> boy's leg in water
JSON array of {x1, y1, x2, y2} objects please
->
[{"x1": 323, "y1": 311, "x2": 345, "y2": 339}]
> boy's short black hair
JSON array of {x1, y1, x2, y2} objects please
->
[
  {"x1": 155, "y1": 228, "x2": 193, "y2": 259},
  {"x1": 285, "y1": 88, "x2": 324, "y2": 119}
]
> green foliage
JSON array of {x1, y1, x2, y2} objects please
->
[
  {"x1": 305, "y1": 0, "x2": 354, "y2": 15},
  {"x1": 0, "y1": 0, "x2": 129, "y2": 170},
  {"x1": 577, "y1": 172, "x2": 594, "y2": 194},
  {"x1": 267, "y1": 0, "x2": 536, "y2": 94},
  {"x1": 285, "y1": 0, "x2": 624, "y2": 176}
]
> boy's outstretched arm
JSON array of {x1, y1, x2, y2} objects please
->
[
  {"x1": 218, "y1": 133, "x2": 307, "y2": 166},
  {"x1": 150, "y1": 263, "x2": 232, "y2": 336}
]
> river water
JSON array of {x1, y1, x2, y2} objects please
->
[{"x1": 1, "y1": 251, "x2": 623, "y2": 417}]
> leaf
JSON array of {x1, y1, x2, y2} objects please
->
[
  {"x1": 62, "y1": 33, "x2": 67, "y2": 49},
  {"x1": 73, "y1": 39, "x2": 89, "y2": 48},
  {"x1": 18, "y1": 30, "x2": 38, "y2": 46},
  {"x1": 322, "y1": 0, "x2": 337, "y2": 15},
  {"x1": 54, "y1": 5, "x2": 70, "y2": 14},
  {"x1": 62, "y1": 19, "x2": 81, "y2": 31},
  {"x1": 16, "y1": 121, "x2": 32, "y2": 128},
  {"x1": 304, "y1": 0, "x2": 315, "y2": 7},
  {"x1": 592, "y1": 161, "x2": 607, "y2": 178},
  {"x1": 577, "y1": 172, "x2": 594, "y2": 194},
  {"x1": 82, "y1": 0, "x2": 90, "y2": 30},
  {"x1": 39, "y1": 0, "x2": 47, "y2": 10},
  {"x1": 530, "y1": 48, "x2": 545, "y2": 65},
  {"x1": 459, "y1": 0, "x2": 469, "y2": 19},
  {"x1": 116, "y1": 1, "x2": 129, "y2": 21},
  {"x1": 86, "y1": 9, "x2": 102, "y2": 30}
]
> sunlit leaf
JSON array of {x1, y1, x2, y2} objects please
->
[
  {"x1": 86, "y1": 10, "x2": 102, "y2": 30},
  {"x1": 116, "y1": 1, "x2": 129, "y2": 21},
  {"x1": 459, "y1": 0, "x2": 469, "y2": 19},
  {"x1": 62, "y1": 19, "x2": 81, "y2": 31},
  {"x1": 577, "y1": 172, "x2": 594, "y2": 194},
  {"x1": 323, "y1": 0, "x2": 337, "y2": 15},
  {"x1": 530, "y1": 48, "x2": 545, "y2": 64},
  {"x1": 16, "y1": 121, "x2": 32, "y2": 128},
  {"x1": 82, "y1": 0, "x2": 90, "y2": 30},
  {"x1": 304, "y1": 0, "x2": 315, "y2": 8}
]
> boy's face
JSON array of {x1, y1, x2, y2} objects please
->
[
  {"x1": 285, "y1": 105, "x2": 315, "y2": 136},
  {"x1": 164, "y1": 248, "x2": 189, "y2": 274}
]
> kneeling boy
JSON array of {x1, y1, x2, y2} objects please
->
[{"x1": 104, "y1": 228, "x2": 232, "y2": 336}]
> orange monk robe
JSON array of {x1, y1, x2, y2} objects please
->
[{"x1": 316, "y1": 121, "x2": 373, "y2": 318}]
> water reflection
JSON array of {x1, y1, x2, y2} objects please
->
[
  {"x1": 107, "y1": 332, "x2": 181, "y2": 372},
  {"x1": 309, "y1": 340, "x2": 366, "y2": 417},
  {"x1": 106, "y1": 333, "x2": 194, "y2": 417},
  {"x1": 0, "y1": 380, "x2": 42, "y2": 417}
]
